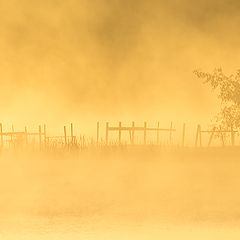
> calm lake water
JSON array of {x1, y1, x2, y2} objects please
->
[
  {"x1": 1, "y1": 149, "x2": 240, "y2": 239},
  {"x1": 1, "y1": 215, "x2": 240, "y2": 240}
]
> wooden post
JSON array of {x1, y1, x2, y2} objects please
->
[
  {"x1": 25, "y1": 126, "x2": 28, "y2": 145},
  {"x1": 231, "y1": 126, "x2": 235, "y2": 147},
  {"x1": 39, "y1": 125, "x2": 42, "y2": 149},
  {"x1": 195, "y1": 124, "x2": 202, "y2": 147},
  {"x1": 182, "y1": 123, "x2": 186, "y2": 147},
  {"x1": 220, "y1": 126, "x2": 225, "y2": 147},
  {"x1": 64, "y1": 126, "x2": 67, "y2": 146},
  {"x1": 169, "y1": 122, "x2": 173, "y2": 145},
  {"x1": 119, "y1": 122, "x2": 122, "y2": 145},
  {"x1": 71, "y1": 123, "x2": 74, "y2": 145},
  {"x1": 199, "y1": 125, "x2": 202, "y2": 147},
  {"x1": 208, "y1": 127, "x2": 215, "y2": 147},
  {"x1": 0, "y1": 123, "x2": 3, "y2": 148},
  {"x1": 106, "y1": 122, "x2": 109, "y2": 145},
  {"x1": 129, "y1": 129, "x2": 132, "y2": 143},
  {"x1": 132, "y1": 121, "x2": 135, "y2": 145},
  {"x1": 157, "y1": 122, "x2": 160, "y2": 145},
  {"x1": 43, "y1": 124, "x2": 47, "y2": 148},
  {"x1": 195, "y1": 125, "x2": 198, "y2": 147},
  {"x1": 11, "y1": 124, "x2": 14, "y2": 142},
  {"x1": 83, "y1": 136, "x2": 85, "y2": 148},
  {"x1": 97, "y1": 122, "x2": 99, "y2": 144},
  {"x1": 144, "y1": 122, "x2": 147, "y2": 145}
]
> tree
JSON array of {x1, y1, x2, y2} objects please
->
[{"x1": 194, "y1": 68, "x2": 240, "y2": 129}]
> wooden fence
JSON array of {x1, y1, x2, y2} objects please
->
[
  {"x1": 0, "y1": 122, "x2": 238, "y2": 150},
  {"x1": 195, "y1": 124, "x2": 237, "y2": 147},
  {"x1": 0, "y1": 123, "x2": 77, "y2": 149},
  {"x1": 100, "y1": 122, "x2": 176, "y2": 145}
]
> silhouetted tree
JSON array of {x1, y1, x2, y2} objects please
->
[{"x1": 194, "y1": 68, "x2": 240, "y2": 129}]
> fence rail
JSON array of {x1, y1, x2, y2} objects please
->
[{"x1": 104, "y1": 122, "x2": 176, "y2": 145}]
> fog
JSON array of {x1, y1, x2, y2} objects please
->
[
  {"x1": 1, "y1": 0, "x2": 240, "y2": 239},
  {"x1": 1, "y1": 0, "x2": 240, "y2": 128}
]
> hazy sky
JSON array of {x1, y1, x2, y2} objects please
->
[{"x1": 1, "y1": 0, "x2": 240, "y2": 129}]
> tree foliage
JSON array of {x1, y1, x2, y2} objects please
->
[{"x1": 194, "y1": 68, "x2": 240, "y2": 129}]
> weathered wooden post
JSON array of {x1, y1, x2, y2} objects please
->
[
  {"x1": 43, "y1": 124, "x2": 47, "y2": 148},
  {"x1": 11, "y1": 125, "x2": 14, "y2": 142},
  {"x1": 39, "y1": 125, "x2": 42, "y2": 149},
  {"x1": 132, "y1": 121, "x2": 135, "y2": 145},
  {"x1": 208, "y1": 127, "x2": 216, "y2": 147},
  {"x1": 0, "y1": 123, "x2": 3, "y2": 148},
  {"x1": 182, "y1": 123, "x2": 186, "y2": 147},
  {"x1": 119, "y1": 122, "x2": 122, "y2": 145},
  {"x1": 71, "y1": 123, "x2": 74, "y2": 145},
  {"x1": 195, "y1": 124, "x2": 202, "y2": 147},
  {"x1": 195, "y1": 125, "x2": 198, "y2": 147},
  {"x1": 157, "y1": 122, "x2": 160, "y2": 145},
  {"x1": 199, "y1": 125, "x2": 202, "y2": 147},
  {"x1": 220, "y1": 126, "x2": 225, "y2": 147},
  {"x1": 83, "y1": 135, "x2": 85, "y2": 148},
  {"x1": 169, "y1": 122, "x2": 173, "y2": 145},
  {"x1": 106, "y1": 122, "x2": 109, "y2": 146},
  {"x1": 25, "y1": 126, "x2": 28, "y2": 145},
  {"x1": 231, "y1": 125, "x2": 235, "y2": 147},
  {"x1": 144, "y1": 122, "x2": 147, "y2": 145},
  {"x1": 97, "y1": 122, "x2": 99, "y2": 144},
  {"x1": 64, "y1": 126, "x2": 67, "y2": 146}
]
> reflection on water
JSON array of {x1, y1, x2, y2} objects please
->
[{"x1": 1, "y1": 149, "x2": 240, "y2": 239}]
